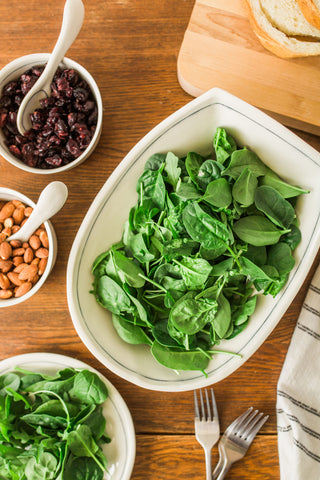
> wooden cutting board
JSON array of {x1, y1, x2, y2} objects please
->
[{"x1": 177, "y1": 0, "x2": 320, "y2": 135}]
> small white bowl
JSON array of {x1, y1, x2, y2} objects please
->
[
  {"x1": 0, "y1": 53, "x2": 103, "y2": 174},
  {"x1": 67, "y1": 87, "x2": 320, "y2": 392},
  {"x1": 0, "y1": 187, "x2": 57, "y2": 307}
]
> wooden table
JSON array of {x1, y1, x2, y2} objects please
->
[{"x1": 0, "y1": 1, "x2": 319, "y2": 478}]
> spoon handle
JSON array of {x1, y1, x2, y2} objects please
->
[
  {"x1": 42, "y1": 0, "x2": 85, "y2": 93},
  {"x1": 9, "y1": 182, "x2": 68, "y2": 243}
]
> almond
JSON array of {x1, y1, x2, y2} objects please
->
[
  {"x1": 0, "y1": 289, "x2": 13, "y2": 299},
  {"x1": 13, "y1": 263, "x2": 28, "y2": 273},
  {"x1": 12, "y1": 199, "x2": 23, "y2": 208},
  {"x1": 12, "y1": 206, "x2": 25, "y2": 225},
  {"x1": 31, "y1": 274, "x2": 39, "y2": 285},
  {"x1": 14, "y1": 282, "x2": 32, "y2": 297},
  {"x1": 35, "y1": 247, "x2": 49, "y2": 259},
  {"x1": 11, "y1": 225, "x2": 20, "y2": 234},
  {"x1": 24, "y1": 247, "x2": 34, "y2": 263},
  {"x1": 38, "y1": 257, "x2": 48, "y2": 275},
  {"x1": 0, "y1": 259, "x2": 13, "y2": 273},
  {"x1": 7, "y1": 271, "x2": 24, "y2": 286},
  {"x1": 10, "y1": 239, "x2": 22, "y2": 248},
  {"x1": 0, "y1": 241, "x2": 12, "y2": 260},
  {"x1": 13, "y1": 256, "x2": 24, "y2": 267},
  {"x1": 0, "y1": 233, "x2": 6, "y2": 243},
  {"x1": 2, "y1": 227, "x2": 11, "y2": 237},
  {"x1": 0, "y1": 273, "x2": 10, "y2": 290},
  {"x1": 12, "y1": 247, "x2": 25, "y2": 257},
  {"x1": 0, "y1": 202, "x2": 14, "y2": 223},
  {"x1": 4, "y1": 217, "x2": 14, "y2": 228},
  {"x1": 18, "y1": 264, "x2": 38, "y2": 282},
  {"x1": 39, "y1": 229, "x2": 49, "y2": 248},
  {"x1": 24, "y1": 206, "x2": 33, "y2": 217},
  {"x1": 29, "y1": 235, "x2": 41, "y2": 250}
]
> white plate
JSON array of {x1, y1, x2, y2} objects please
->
[
  {"x1": 67, "y1": 87, "x2": 320, "y2": 392},
  {"x1": 0, "y1": 352, "x2": 136, "y2": 480}
]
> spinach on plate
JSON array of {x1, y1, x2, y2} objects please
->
[
  {"x1": 0, "y1": 367, "x2": 110, "y2": 479},
  {"x1": 92, "y1": 127, "x2": 309, "y2": 374}
]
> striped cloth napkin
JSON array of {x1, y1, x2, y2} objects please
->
[{"x1": 277, "y1": 263, "x2": 320, "y2": 479}]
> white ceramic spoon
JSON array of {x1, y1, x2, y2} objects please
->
[
  {"x1": 16, "y1": 0, "x2": 85, "y2": 135},
  {"x1": 8, "y1": 182, "x2": 68, "y2": 243}
]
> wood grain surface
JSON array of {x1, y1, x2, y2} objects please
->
[
  {"x1": 177, "y1": 0, "x2": 320, "y2": 135},
  {"x1": 0, "y1": 1, "x2": 320, "y2": 479}
]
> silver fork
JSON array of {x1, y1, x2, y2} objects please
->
[
  {"x1": 213, "y1": 406, "x2": 269, "y2": 479},
  {"x1": 194, "y1": 388, "x2": 220, "y2": 480}
]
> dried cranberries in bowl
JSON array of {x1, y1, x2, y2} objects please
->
[{"x1": 0, "y1": 65, "x2": 98, "y2": 170}]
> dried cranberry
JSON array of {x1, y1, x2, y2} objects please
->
[
  {"x1": 22, "y1": 143, "x2": 38, "y2": 167},
  {"x1": 54, "y1": 119, "x2": 68, "y2": 139},
  {"x1": 0, "y1": 96, "x2": 11, "y2": 108},
  {"x1": 0, "y1": 110, "x2": 8, "y2": 128},
  {"x1": 3, "y1": 81, "x2": 18, "y2": 96},
  {"x1": 9, "y1": 145, "x2": 21, "y2": 157},
  {"x1": 66, "y1": 138, "x2": 81, "y2": 157},
  {"x1": 45, "y1": 154, "x2": 62, "y2": 166}
]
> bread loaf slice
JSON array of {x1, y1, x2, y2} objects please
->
[
  {"x1": 297, "y1": 0, "x2": 320, "y2": 29},
  {"x1": 245, "y1": 0, "x2": 320, "y2": 57},
  {"x1": 260, "y1": 0, "x2": 320, "y2": 37}
]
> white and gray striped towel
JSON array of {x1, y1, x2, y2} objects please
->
[{"x1": 277, "y1": 263, "x2": 320, "y2": 479}]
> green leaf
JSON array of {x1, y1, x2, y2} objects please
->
[
  {"x1": 260, "y1": 173, "x2": 309, "y2": 198},
  {"x1": 213, "y1": 127, "x2": 237, "y2": 164},
  {"x1": 164, "y1": 152, "x2": 181, "y2": 190},
  {"x1": 73, "y1": 370, "x2": 108, "y2": 405},
  {"x1": 25, "y1": 452, "x2": 58, "y2": 480},
  {"x1": 112, "y1": 250, "x2": 145, "y2": 288},
  {"x1": 185, "y1": 152, "x2": 204, "y2": 183},
  {"x1": 67, "y1": 424, "x2": 99, "y2": 458},
  {"x1": 196, "y1": 159, "x2": 223, "y2": 189},
  {"x1": 223, "y1": 147, "x2": 268, "y2": 179},
  {"x1": 174, "y1": 257, "x2": 212, "y2": 289},
  {"x1": 182, "y1": 202, "x2": 229, "y2": 250},
  {"x1": 267, "y1": 242, "x2": 295, "y2": 275},
  {"x1": 211, "y1": 293, "x2": 231, "y2": 338},
  {"x1": 112, "y1": 314, "x2": 152, "y2": 345},
  {"x1": 233, "y1": 215, "x2": 289, "y2": 246},
  {"x1": 203, "y1": 178, "x2": 232, "y2": 208},
  {"x1": 94, "y1": 276, "x2": 133, "y2": 314},
  {"x1": 151, "y1": 341, "x2": 210, "y2": 371},
  {"x1": 255, "y1": 185, "x2": 295, "y2": 228},
  {"x1": 232, "y1": 167, "x2": 258, "y2": 206}
]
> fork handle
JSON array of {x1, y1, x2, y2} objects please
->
[
  {"x1": 213, "y1": 459, "x2": 232, "y2": 480},
  {"x1": 204, "y1": 448, "x2": 212, "y2": 480}
]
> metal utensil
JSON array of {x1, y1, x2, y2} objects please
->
[
  {"x1": 194, "y1": 388, "x2": 220, "y2": 480},
  {"x1": 213, "y1": 407, "x2": 269, "y2": 479}
]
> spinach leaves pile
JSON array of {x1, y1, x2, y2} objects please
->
[
  {"x1": 92, "y1": 127, "x2": 308, "y2": 373},
  {"x1": 0, "y1": 367, "x2": 110, "y2": 479}
]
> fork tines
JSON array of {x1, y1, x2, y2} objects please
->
[
  {"x1": 194, "y1": 388, "x2": 219, "y2": 422},
  {"x1": 227, "y1": 406, "x2": 269, "y2": 442}
]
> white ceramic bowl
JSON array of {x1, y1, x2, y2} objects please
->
[
  {"x1": 0, "y1": 53, "x2": 103, "y2": 174},
  {"x1": 0, "y1": 352, "x2": 136, "y2": 480},
  {"x1": 67, "y1": 88, "x2": 320, "y2": 392},
  {"x1": 0, "y1": 187, "x2": 57, "y2": 307}
]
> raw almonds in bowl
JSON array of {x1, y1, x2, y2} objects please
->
[{"x1": 0, "y1": 187, "x2": 57, "y2": 307}]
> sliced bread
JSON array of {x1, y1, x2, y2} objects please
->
[
  {"x1": 260, "y1": 0, "x2": 320, "y2": 37},
  {"x1": 297, "y1": 0, "x2": 320, "y2": 29},
  {"x1": 244, "y1": 0, "x2": 320, "y2": 57}
]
